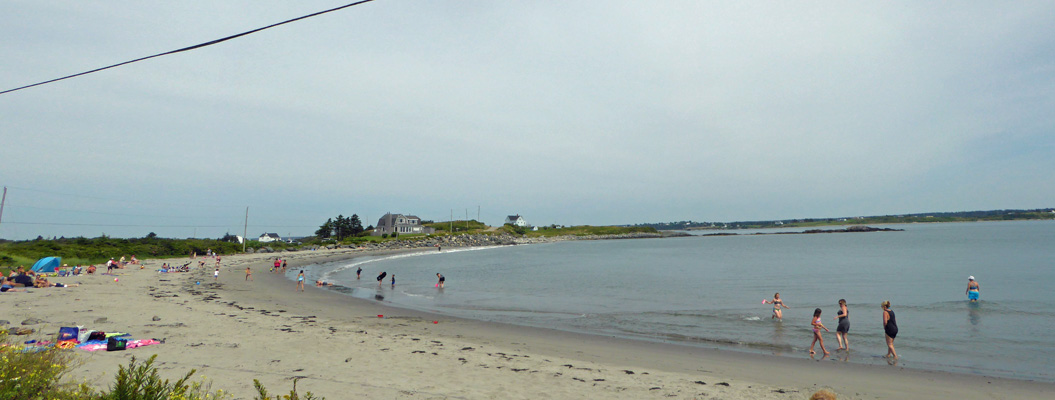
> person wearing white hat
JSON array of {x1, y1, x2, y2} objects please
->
[{"x1": 966, "y1": 276, "x2": 980, "y2": 302}]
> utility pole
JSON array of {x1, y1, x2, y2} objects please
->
[
  {"x1": 450, "y1": 209, "x2": 453, "y2": 234},
  {"x1": 465, "y1": 208, "x2": 469, "y2": 231},
  {"x1": 0, "y1": 187, "x2": 7, "y2": 231},
  {"x1": 242, "y1": 207, "x2": 249, "y2": 252},
  {"x1": 477, "y1": 205, "x2": 480, "y2": 223}
]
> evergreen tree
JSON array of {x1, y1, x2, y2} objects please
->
[
  {"x1": 315, "y1": 218, "x2": 334, "y2": 239},
  {"x1": 350, "y1": 214, "x2": 364, "y2": 236}
]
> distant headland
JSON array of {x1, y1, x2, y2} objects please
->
[{"x1": 629, "y1": 208, "x2": 1055, "y2": 231}]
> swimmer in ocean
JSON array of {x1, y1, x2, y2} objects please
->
[
  {"x1": 966, "y1": 276, "x2": 980, "y2": 302},
  {"x1": 766, "y1": 293, "x2": 789, "y2": 321}
]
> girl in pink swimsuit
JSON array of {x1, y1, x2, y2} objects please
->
[{"x1": 809, "y1": 308, "x2": 830, "y2": 356}]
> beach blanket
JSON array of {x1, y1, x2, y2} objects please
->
[{"x1": 78, "y1": 339, "x2": 160, "y2": 352}]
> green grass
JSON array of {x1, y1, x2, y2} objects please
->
[
  {"x1": 0, "y1": 236, "x2": 243, "y2": 269},
  {"x1": 498, "y1": 225, "x2": 658, "y2": 237}
]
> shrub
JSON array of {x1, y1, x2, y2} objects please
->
[
  {"x1": 0, "y1": 332, "x2": 93, "y2": 400},
  {"x1": 98, "y1": 354, "x2": 226, "y2": 400},
  {"x1": 253, "y1": 378, "x2": 323, "y2": 400}
]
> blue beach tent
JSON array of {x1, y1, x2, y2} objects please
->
[{"x1": 30, "y1": 256, "x2": 61, "y2": 273}]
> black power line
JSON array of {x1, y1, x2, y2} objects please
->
[{"x1": 1, "y1": 0, "x2": 377, "y2": 95}]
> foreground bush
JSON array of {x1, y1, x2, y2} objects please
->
[{"x1": 1, "y1": 333, "x2": 321, "y2": 399}]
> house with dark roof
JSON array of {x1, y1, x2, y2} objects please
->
[
  {"x1": 258, "y1": 233, "x2": 281, "y2": 243},
  {"x1": 504, "y1": 215, "x2": 528, "y2": 227},
  {"x1": 373, "y1": 213, "x2": 436, "y2": 236}
]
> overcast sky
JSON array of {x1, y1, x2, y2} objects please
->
[{"x1": 2, "y1": 1, "x2": 1053, "y2": 240}]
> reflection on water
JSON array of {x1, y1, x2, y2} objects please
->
[{"x1": 968, "y1": 302, "x2": 982, "y2": 328}]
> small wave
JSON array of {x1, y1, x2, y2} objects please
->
[
  {"x1": 318, "y1": 245, "x2": 511, "y2": 281},
  {"x1": 743, "y1": 316, "x2": 761, "y2": 321}
]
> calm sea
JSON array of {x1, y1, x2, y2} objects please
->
[{"x1": 295, "y1": 220, "x2": 1055, "y2": 382}]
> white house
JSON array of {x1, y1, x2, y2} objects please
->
[
  {"x1": 258, "y1": 233, "x2": 281, "y2": 243},
  {"x1": 504, "y1": 215, "x2": 528, "y2": 227}
]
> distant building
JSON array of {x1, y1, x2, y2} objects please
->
[
  {"x1": 505, "y1": 215, "x2": 528, "y2": 227},
  {"x1": 373, "y1": 213, "x2": 435, "y2": 236},
  {"x1": 258, "y1": 233, "x2": 281, "y2": 243}
]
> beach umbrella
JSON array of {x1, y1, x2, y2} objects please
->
[{"x1": 30, "y1": 256, "x2": 62, "y2": 273}]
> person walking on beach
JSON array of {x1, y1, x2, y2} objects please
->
[
  {"x1": 966, "y1": 276, "x2": 981, "y2": 302},
  {"x1": 274, "y1": 259, "x2": 282, "y2": 272},
  {"x1": 436, "y1": 273, "x2": 445, "y2": 288},
  {"x1": 809, "y1": 308, "x2": 830, "y2": 356},
  {"x1": 765, "y1": 293, "x2": 789, "y2": 321},
  {"x1": 213, "y1": 267, "x2": 219, "y2": 281},
  {"x1": 296, "y1": 270, "x2": 305, "y2": 291},
  {"x1": 834, "y1": 299, "x2": 850, "y2": 351},
  {"x1": 245, "y1": 266, "x2": 252, "y2": 281},
  {"x1": 357, "y1": 267, "x2": 362, "y2": 280},
  {"x1": 882, "y1": 300, "x2": 898, "y2": 358},
  {"x1": 377, "y1": 271, "x2": 387, "y2": 287},
  {"x1": 281, "y1": 259, "x2": 287, "y2": 272}
]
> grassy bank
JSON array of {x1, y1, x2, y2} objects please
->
[{"x1": 0, "y1": 236, "x2": 243, "y2": 268}]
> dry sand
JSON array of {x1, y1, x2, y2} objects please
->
[{"x1": 4, "y1": 249, "x2": 1053, "y2": 399}]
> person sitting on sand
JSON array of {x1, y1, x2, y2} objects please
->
[
  {"x1": 12, "y1": 271, "x2": 34, "y2": 287},
  {"x1": 86, "y1": 265, "x2": 97, "y2": 274},
  {"x1": 130, "y1": 255, "x2": 138, "y2": 265}
]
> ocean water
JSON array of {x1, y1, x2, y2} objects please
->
[{"x1": 294, "y1": 220, "x2": 1055, "y2": 381}]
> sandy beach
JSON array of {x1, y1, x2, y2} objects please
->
[{"x1": 4, "y1": 249, "x2": 1052, "y2": 399}]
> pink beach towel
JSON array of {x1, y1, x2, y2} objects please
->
[{"x1": 78, "y1": 339, "x2": 160, "y2": 351}]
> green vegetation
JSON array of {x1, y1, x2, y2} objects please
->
[
  {"x1": 0, "y1": 236, "x2": 243, "y2": 269},
  {"x1": 425, "y1": 220, "x2": 489, "y2": 234},
  {"x1": 0, "y1": 332, "x2": 322, "y2": 399},
  {"x1": 497, "y1": 224, "x2": 658, "y2": 237}
]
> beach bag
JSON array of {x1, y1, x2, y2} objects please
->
[
  {"x1": 106, "y1": 337, "x2": 127, "y2": 351},
  {"x1": 58, "y1": 326, "x2": 79, "y2": 341},
  {"x1": 88, "y1": 331, "x2": 106, "y2": 341}
]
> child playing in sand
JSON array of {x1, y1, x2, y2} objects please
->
[
  {"x1": 214, "y1": 267, "x2": 219, "y2": 281},
  {"x1": 810, "y1": 308, "x2": 830, "y2": 356},
  {"x1": 245, "y1": 266, "x2": 252, "y2": 281}
]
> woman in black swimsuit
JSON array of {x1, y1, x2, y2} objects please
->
[
  {"x1": 882, "y1": 300, "x2": 898, "y2": 358},
  {"x1": 834, "y1": 299, "x2": 850, "y2": 351}
]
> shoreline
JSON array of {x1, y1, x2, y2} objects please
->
[{"x1": 7, "y1": 249, "x2": 1053, "y2": 399}]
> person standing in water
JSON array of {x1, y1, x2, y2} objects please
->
[
  {"x1": 390, "y1": 274, "x2": 396, "y2": 287},
  {"x1": 966, "y1": 276, "x2": 981, "y2": 302},
  {"x1": 834, "y1": 299, "x2": 850, "y2": 351},
  {"x1": 357, "y1": 267, "x2": 362, "y2": 280},
  {"x1": 809, "y1": 308, "x2": 830, "y2": 356},
  {"x1": 766, "y1": 293, "x2": 789, "y2": 321},
  {"x1": 377, "y1": 271, "x2": 387, "y2": 287},
  {"x1": 436, "y1": 273, "x2": 445, "y2": 288},
  {"x1": 882, "y1": 300, "x2": 898, "y2": 358}
]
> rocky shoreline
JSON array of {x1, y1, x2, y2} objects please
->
[
  {"x1": 697, "y1": 225, "x2": 903, "y2": 237},
  {"x1": 247, "y1": 231, "x2": 690, "y2": 254}
]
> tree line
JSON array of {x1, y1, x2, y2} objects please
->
[{"x1": 315, "y1": 214, "x2": 367, "y2": 240}]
